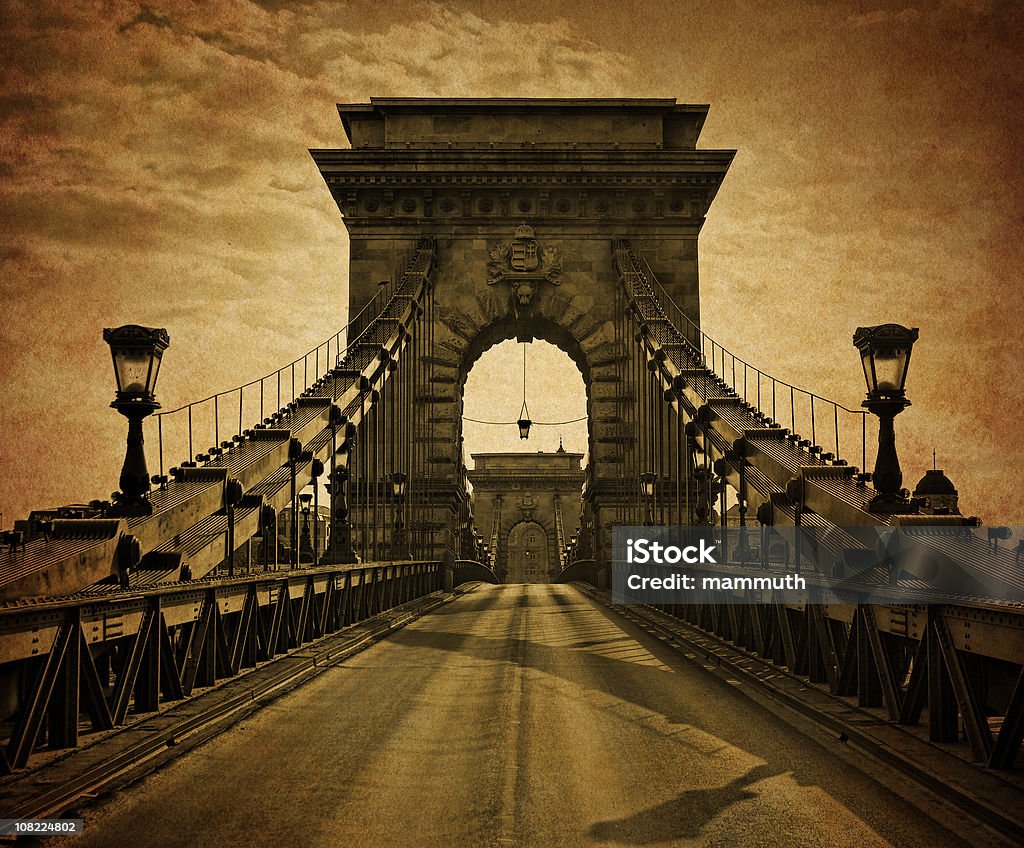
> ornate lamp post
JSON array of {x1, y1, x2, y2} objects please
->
[
  {"x1": 853, "y1": 323, "x2": 919, "y2": 514},
  {"x1": 299, "y1": 492, "x2": 314, "y2": 563},
  {"x1": 103, "y1": 325, "x2": 169, "y2": 517},
  {"x1": 691, "y1": 466, "x2": 718, "y2": 526},
  {"x1": 258, "y1": 504, "x2": 278, "y2": 571},
  {"x1": 640, "y1": 472, "x2": 657, "y2": 526},
  {"x1": 325, "y1": 466, "x2": 356, "y2": 564},
  {"x1": 324, "y1": 406, "x2": 357, "y2": 564},
  {"x1": 310, "y1": 458, "x2": 324, "y2": 563},
  {"x1": 391, "y1": 471, "x2": 410, "y2": 560},
  {"x1": 735, "y1": 498, "x2": 754, "y2": 562}
]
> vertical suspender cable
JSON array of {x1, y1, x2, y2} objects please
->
[
  {"x1": 372, "y1": 380, "x2": 380, "y2": 561},
  {"x1": 359, "y1": 390, "x2": 367, "y2": 560},
  {"x1": 387, "y1": 353, "x2": 395, "y2": 559},
  {"x1": 428, "y1": 283, "x2": 435, "y2": 561},
  {"x1": 615, "y1": 278, "x2": 623, "y2": 526}
]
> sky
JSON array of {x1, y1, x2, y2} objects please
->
[{"x1": 0, "y1": 0, "x2": 1022, "y2": 524}]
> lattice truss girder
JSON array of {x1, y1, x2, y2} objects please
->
[
  {"x1": 627, "y1": 570, "x2": 1024, "y2": 771},
  {"x1": 0, "y1": 563, "x2": 444, "y2": 774}
]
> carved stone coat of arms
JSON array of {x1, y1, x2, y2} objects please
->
[{"x1": 487, "y1": 223, "x2": 562, "y2": 312}]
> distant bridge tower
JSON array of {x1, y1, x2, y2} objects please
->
[
  {"x1": 468, "y1": 449, "x2": 586, "y2": 582},
  {"x1": 313, "y1": 98, "x2": 733, "y2": 568}
]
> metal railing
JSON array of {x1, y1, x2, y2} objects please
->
[
  {"x1": 624, "y1": 566, "x2": 1024, "y2": 773},
  {"x1": 487, "y1": 499, "x2": 502, "y2": 572},
  {"x1": 0, "y1": 561, "x2": 443, "y2": 773},
  {"x1": 623, "y1": 244, "x2": 872, "y2": 472},
  {"x1": 150, "y1": 257, "x2": 411, "y2": 481}
]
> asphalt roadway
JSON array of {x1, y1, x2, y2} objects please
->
[{"x1": 57, "y1": 584, "x2": 1008, "y2": 848}]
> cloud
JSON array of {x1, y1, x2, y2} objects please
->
[
  {"x1": 0, "y1": 0, "x2": 638, "y2": 520},
  {"x1": 118, "y1": 5, "x2": 173, "y2": 32},
  {"x1": 0, "y1": 0, "x2": 1022, "y2": 525}
]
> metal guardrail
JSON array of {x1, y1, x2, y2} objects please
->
[
  {"x1": 487, "y1": 499, "x2": 501, "y2": 572},
  {"x1": 0, "y1": 561, "x2": 443, "y2": 773},
  {"x1": 604, "y1": 559, "x2": 1024, "y2": 771},
  {"x1": 553, "y1": 501, "x2": 567, "y2": 570}
]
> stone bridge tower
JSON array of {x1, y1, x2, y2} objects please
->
[
  {"x1": 313, "y1": 98, "x2": 733, "y2": 568},
  {"x1": 468, "y1": 449, "x2": 586, "y2": 582}
]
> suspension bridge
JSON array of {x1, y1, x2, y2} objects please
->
[{"x1": 0, "y1": 99, "x2": 1021, "y2": 846}]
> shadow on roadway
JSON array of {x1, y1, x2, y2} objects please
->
[
  {"x1": 388, "y1": 585, "x2": 970, "y2": 847},
  {"x1": 588, "y1": 765, "x2": 771, "y2": 844}
]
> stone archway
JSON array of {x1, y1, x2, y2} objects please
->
[
  {"x1": 422, "y1": 248, "x2": 639, "y2": 575},
  {"x1": 506, "y1": 521, "x2": 550, "y2": 583},
  {"x1": 467, "y1": 447, "x2": 585, "y2": 581}
]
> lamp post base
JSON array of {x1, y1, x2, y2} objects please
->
[
  {"x1": 111, "y1": 399, "x2": 159, "y2": 521},
  {"x1": 322, "y1": 527, "x2": 358, "y2": 565},
  {"x1": 734, "y1": 529, "x2": 755, "y2": 562}
]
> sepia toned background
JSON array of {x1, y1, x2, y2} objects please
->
[{"x1": 0, "y1": 0, "x2": 1021, "y2": 525}]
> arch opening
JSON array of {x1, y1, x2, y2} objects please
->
[
  {"x1": 461, "y1": 317, "x2": 590, "y2": 579},
  {"x1": 462, "y1": 337, "x2": 588, "y2": 461}
]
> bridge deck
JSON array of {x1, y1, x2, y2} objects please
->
[{"x1": 57, "y1": 584, "x2": 996, "y2": 848}]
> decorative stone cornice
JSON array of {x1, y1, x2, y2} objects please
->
[
  {"x1": 320, "y1": 173, "x2": 726, "y2": 186},
  {"x1": 328, "y1": 184, "x2": 715, "y2": 223},
  {"x1": 313, "y1": 146, "x2": 732, "y2": 225},
  {"x1": 469, "y1": 476, "x2": 585, "y2": 489}
]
